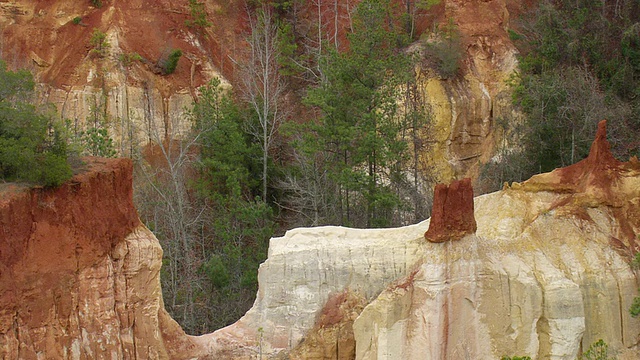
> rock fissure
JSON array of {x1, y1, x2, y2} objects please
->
[
  {"x1": 615, "y1": 274, "x2": 625, "y2": 348},
  {"x1": 531, "y1": 259, "x2": 546, "y2": 359}
]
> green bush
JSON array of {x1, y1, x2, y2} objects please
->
[
  {"x1": 118, "y1": 52, "x2": 142, "y2": 68},
  {"x1": 185, "y1": 0, "x2": 211, "y2": 30},
  {"x1": 81, "y1": 126, "x2": 116, "y2": 158},
  {"x1": 91, "y1": 0, "x2": 102, "y2": 8},
  {"x1": 165, "y1": 49, "x2": 182, "y2": 74},
  {"x1": 630, "y1": 288, "x2": 640, "y2": 317},
  {"x1": 502, "y1": 340, "x2": 616, "y2": 360},
  {"x1": 0, "y1": 115, "x2": 72, "y2": 187},
  {"x1": 508, "y1": 28, "x2": 524, "y2": 42},
  {"x1": 72, "y1": 16, "x2": 82, "y2": 25},
  {"x1": 422, "y1": 19, "x2": 463, "y2": 79},
  {"x1": 579, "y1": 339, "x2": 615, "y2": 360},
  {"x1": 158, "y1": 49, "x2": 182, "y2": 75},
  {"x1": 0, "y1": 61, "x2": 72, "y2": 187},
  {"x1": 89, "y1": 28, "x2": 110, "y2": 57},
  {"x1": 40, "y1": 153, "x2": 74, "y2": 187},
  {"x1": 202, "y1": 255, "x2": 230, "y2": 288}
]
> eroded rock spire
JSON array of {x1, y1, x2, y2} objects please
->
[{"x1": 424, "y1": 178, "x2": 477, "y2": 243}]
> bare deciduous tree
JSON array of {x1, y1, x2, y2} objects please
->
[
  {"x1": 134, "y1": 109, "x2": 208, "y2": 333},
  {"x1": 240, "y1": 4, "x2": 288, "y2": 201}
]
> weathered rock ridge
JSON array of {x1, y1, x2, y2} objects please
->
[
  {"x1": 207, "y1": 123, "x2": 640, "y2": 359},
  {"x1": 0, "y1": 158, "x2": 200, "y2": 359}
]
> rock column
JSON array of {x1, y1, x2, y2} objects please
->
[{"x1": 424, "y1": 178, "x2": 477, "y2": 243}]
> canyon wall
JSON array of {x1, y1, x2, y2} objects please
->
[
  {"x1": 0, "y1": 132, "x2": 638, "y2": 359},
  {"x1": 415, "y1": 0, "x2": 521, "y2": 183},
  {"x1": 0, "y1": 0, "x2": 520, "y2": 180},
  {"x1": 4, "y1": 1, "x2": 637, "y2": 359},
  {"x1": 0, "y1": 0, "x2": 233, "y2": 152},
  {"x1": 205, "y1": 196, "x2": 640, "y2": 359}
]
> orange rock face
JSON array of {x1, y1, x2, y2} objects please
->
[
  {"x1": 519, "y1": 120, "x2": 624, "y2": 195},
  {"x1": 554, "y1": 120, "x2": 622, "y2": 193},
  {"x1": 288, "y1": 290, "x2": 366, "y2": 360},
  {"x1": 0, "y1": 158, "x2": 202, "y2": 359},
  {"x1": 0, "y1": 157, "x2": 139, "y2": 290},
  {"x1": 424, "y1": 178, "x2": 477, "y2": 243}
]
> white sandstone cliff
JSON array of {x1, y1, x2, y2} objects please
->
[{"x1": 206, "y1": 122, "x2": 640, "y2": 360}]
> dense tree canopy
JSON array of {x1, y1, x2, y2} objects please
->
[{"x1": 296, "y1": 0, "x2": 422, "y2": 228}]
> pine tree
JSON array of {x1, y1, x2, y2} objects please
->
[
  {"x1": 0, "y1": 61, "x2": 72, "y2": 187},
  {"x1": 302, "y1": 0, "x2": 414, "y2": 227}
]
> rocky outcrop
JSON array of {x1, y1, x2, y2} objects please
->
[
  {"x1": 209, "y1": 124, "x2": 640, "y2": 359},
  {"x1": 199, "y1": 224, "x2": 429, "y2": 358},
  {"x1": 516, "y1": 120, "x2": 626, "y2": 201},
  {"x1": 43, "y1": 82, "x2": 198, "y2": 156},
  {"x1": 1, "y1": 130, "x2": 639, "y2": 359},
  {"x1": 0, "y1": 158, "x2": 200, "y2": 359},
  {"x1": 288, "y1": 290, "x2": 366, "y2": 360},
  {"x1": 416, "y1": 0, "x2": 521, "y2": 183},
  {"x1": 0, "y1": 0, "x2": 232, "y2": 152},
  {"x1": 514, "y1": 120, "x2": 640, "y2": 254},
  {"x1": 0, "y1": 0, "x2": 519, "y2": 177},
  {"x1": 424, "y1": 177, "x2": 477, "y2": 243}
]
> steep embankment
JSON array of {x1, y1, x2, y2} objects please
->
[
  {"x1": 0, "y1": 0, "x2": 236, "y2": 152},
  {"x1": 0, "y1": 0, "x2": 521, "y2": 180},
  {"x1": 1, "y1": 127, "x2": 638, "y2": 359},
  {"x1": 205, "y1": 121, "x2": 640, "y2": 359},
  {"x1": 0, "y1": 158, "x2": 199, "y2": 359},
  {"x1": 415, "y1": 0, "x2": 521, "y2": 183}
]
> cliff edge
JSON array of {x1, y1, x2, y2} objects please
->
[
  {"x1": 206, "y1": 121, "x2": 640, "y2": 359},
  {"x1": 0, "y1": 158, "x2": 200, "y2": 359},
  {"x1": 2, "y1": 121, "x2": 640, "y2": 359}
]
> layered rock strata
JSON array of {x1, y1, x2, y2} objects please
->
[
  {"x1": 0, "y1": 158, "x2": 200, "y2": 359},
  {"x1": 416, "y1": 0, "x2": 521, "y2": 182},
  {"x1": 4, "y1": 144, "x2": 638, "y2": 359},
  {"x1": 424, "y1": 177, "x2": 477, "y2": 243},
  {"x1": 0, "y1": 0, "x2": 230, "y2": 153},
  {"x1": 0, "y1": 0, "x2": 520, "y2": 180},
  {"x1": 210, "y1": 122, "x2": 640, "y2": 359},
  {"x1": 200, "y1": 223, "x2": 429, "y2": 358}
]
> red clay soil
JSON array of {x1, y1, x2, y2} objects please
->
[
  {"x1": 558, "y1": 120, "x2": 639, "y2": 252},
  {"x1": 557, "y1": 120, "x2": 622, "y2": 191},
  {"x1": 522, "y1": 120, "x2": 628, "y2": 198},
  {"x1": 0, "y1": 0, "x2": 248, "y2": 89},
  {"x1": 0, "y1": 157, "x2": 139, "y2": 329},
  {"x1": 520, "y1": 120, "x2": 640, "y2": 253},
  {"x1": 0, "y1": 0, "x2": 445, "y2": 91},
  {"x1": 425, "y1": 177, "x2": 477, "y2": 243},
  {"x1": 0, "y1": 0, "x2": 518, "y2": 126}
]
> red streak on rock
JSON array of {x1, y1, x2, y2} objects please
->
[
  {"x1": 424, "y1": 178, "x2": 477, "y2": 243},
  {"x1": 557, "y1": 120, "x2": 622, "y2": 191}
]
